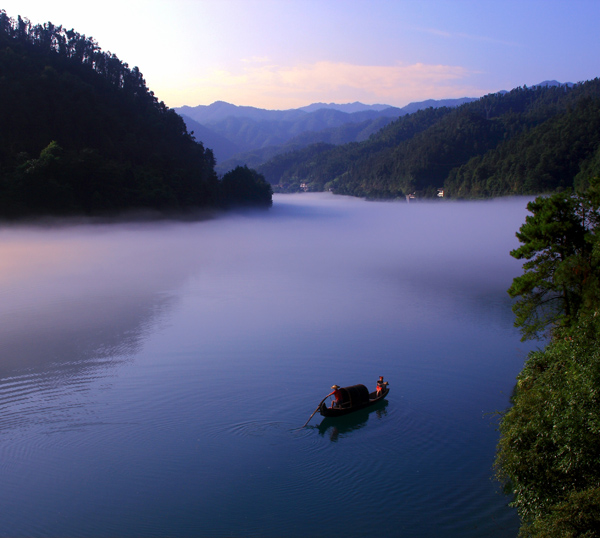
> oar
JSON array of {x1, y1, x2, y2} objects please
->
[{"x1": 303, "y1": 395, "x2": 329, "y2": 427}]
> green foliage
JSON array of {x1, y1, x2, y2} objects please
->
[
  {"x1": 220, "y1": 166, "x2": 272, "y2": 208},
  {"x1": 258, "y1": 107, "x2": 452, "y2": 194},
  {"x1": 508, "y1": 191, "x2": 592, "y2": 340},
  {"x1": 496, "y1": 180, "x2": 600, "y2": 536},
  {"x1": 0, "y1": 10, "x2": 271, "y2": 217},
  {"x1": 495, "y1": 315, "x2": 600, "y2": 537},
  {"x1": 520, "y1": 487, "x2": 600, "y2": 538},
  {"x1": 258, "y1": 81, "x2": 600, "y2": 199},
  {"x1": 448, "y1": 96, "x2": 600, "y2": 197}
]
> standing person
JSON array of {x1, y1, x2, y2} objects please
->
[{"x1": 328, "y1": 385, "x2": 343, "y2": 408}]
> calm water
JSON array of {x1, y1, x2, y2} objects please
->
[{"x1": 0, "y1": 193, "x2": 536, "y2": 537}]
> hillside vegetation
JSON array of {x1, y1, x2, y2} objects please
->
[
  {"x1": 175, "y1": 97, "x2": 475, "y2": 174},
  {"x1": 0, "y1": 11, "x2": 271, "y2": 218},
  {"x1": 258, "y1": 80, "x2": 600, "y2": 198},
  {"x1": 177, "y1": 102, "x2": 401, "y2": 172},
  {"x1": 495, "y1": 181, "x2": 600, "y2": 536}
]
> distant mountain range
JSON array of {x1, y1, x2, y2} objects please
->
[
  {"x1": 297, "y1": 102, "x2": 393, "y2": 113},
  {"x1": 252, "y1": 79, "x2": 598, "y2": 200},
  {"x1": 175, "y1": 83, "x2": 576, "y2": 175},
  {"x1": 174, "y1": 97, "x2": 477, "y2": 174},
  {"x1": 534, "y1": 80, "x2": 575, "y2": 89}
]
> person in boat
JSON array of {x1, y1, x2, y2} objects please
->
[
  {"x1": 376, "y1": 376, "x2": 388, "y2": 395},
  {"x1": 328, "y1": 385, "x2": 343, "y2": 408}
]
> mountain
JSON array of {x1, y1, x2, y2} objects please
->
[
  {"x1": 298, "y1": 102, "x2": 394, "y2": 113},
  {"x1": 176, "y1": 101, "x2": 306, "y2": 124},
  {"x1": 175, "y1": 97, "x2": 475, "y2": 174},
  {"x1": 255, "y1": 79, "x2": 600, "y2": 199},
  {"x1": 215, "y1": 115, "x2": 397, "y2": 173},
  {"x1": 533, "y1": 80, "x2": 575, "y2": 88},
  {"x1": 399, "y1": 97, "x2": 478, "y2": 115},
  {"x1": 0, "y1": 10, "x2": 272, "y2": 217},
  {"x1": 176, "y1": 97, "x2": 475, "y2": 125},
  {"x1": 179, "y1": 114, "x2": 242, "y2": 162}
]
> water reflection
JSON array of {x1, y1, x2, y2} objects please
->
[
  {"x1": 0, "y1": 194, "x2": 536, "y2": 538},
  {"x1": 316, "y1": 400, "x2": 389, "y2": 441},
  {"x1": 0, "y1": 222, "x2": 197, "y2": 434},
  {"x1": 0, "y1": 295, "x2": 173, "y2": 434}
]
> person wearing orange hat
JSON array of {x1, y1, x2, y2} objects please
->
[{"x1": 328, "y1": 384, "x2": 342, "y2": 408}]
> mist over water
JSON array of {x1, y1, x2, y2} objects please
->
[{"x1": 0, "y1": 193, "x2": 535, "y2": 537}]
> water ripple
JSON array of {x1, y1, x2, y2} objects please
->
[{"x1": 0, "y1": 359, "x2": 122, "y2": 436}]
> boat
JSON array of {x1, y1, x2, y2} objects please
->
[
  {"x1": 317, "y1": 399, "x2": 389, "y2": 439},
  {"x1": 319, "y1": 383, "x2": 389, "y2": 418}
]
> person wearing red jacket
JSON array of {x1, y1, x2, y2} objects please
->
[
  {"x1": 376, "y1": 376, "x2": 388, "y2": 395},
  {"x1": 328, "y1": 385, "x2": 342, "y2": 408}
]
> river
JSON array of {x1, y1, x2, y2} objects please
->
[{"x1": 0, "y1": 193, "x2": 536, "y2": 537}]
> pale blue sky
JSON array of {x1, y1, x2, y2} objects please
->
[{"x1": 3, "y1": 0, "x2": 599, "y2": 109}]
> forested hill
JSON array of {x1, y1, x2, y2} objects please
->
[
  {"x1": 0, "y1": 11, "x2": 271, "y2": 218},
  {"x1": 258, "y1": 79, "x2": 600, "y2": 199}
]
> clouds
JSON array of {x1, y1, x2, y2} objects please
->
[
  {"x1": 4, "y1": 0, "x2": 600, "y2": 109},
  {"x1": 169, "y1": 60, "x2": 487, "y2": 109},
  {"x1": 418, "y1": 26, "x2": 520, "y2": 48}
]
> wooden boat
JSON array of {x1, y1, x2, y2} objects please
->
[{"x1": 319, "y1": 383, "x2": 389, "y2": 418}]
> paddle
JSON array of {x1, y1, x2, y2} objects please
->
[{"x1": 303, "y1": 395, "x2": 329, "y2": 427}]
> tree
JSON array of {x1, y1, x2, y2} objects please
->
[
  {"x1": 220, "y1": 166, "x2": 272, "y2": 208},
  {"x1": 0, "y1": 10, "x2": 275, "y2": 217},
  {"x1": 495, "y1": 316, "x2": 600, "y2": 537},
  {"x1": 508, "y1": 190, "x2": 595, "y2": 340},
  {"x1": 496, "y1": 179, "x2": 600, "y2": 537}
]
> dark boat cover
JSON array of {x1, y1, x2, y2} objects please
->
[{"x1": 338, "y1": 384, "x2": 370, "y2": 406}]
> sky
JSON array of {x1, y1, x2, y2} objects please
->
[{"x1": 3, "y1": 0, "x2": 600, "y2": 110}]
